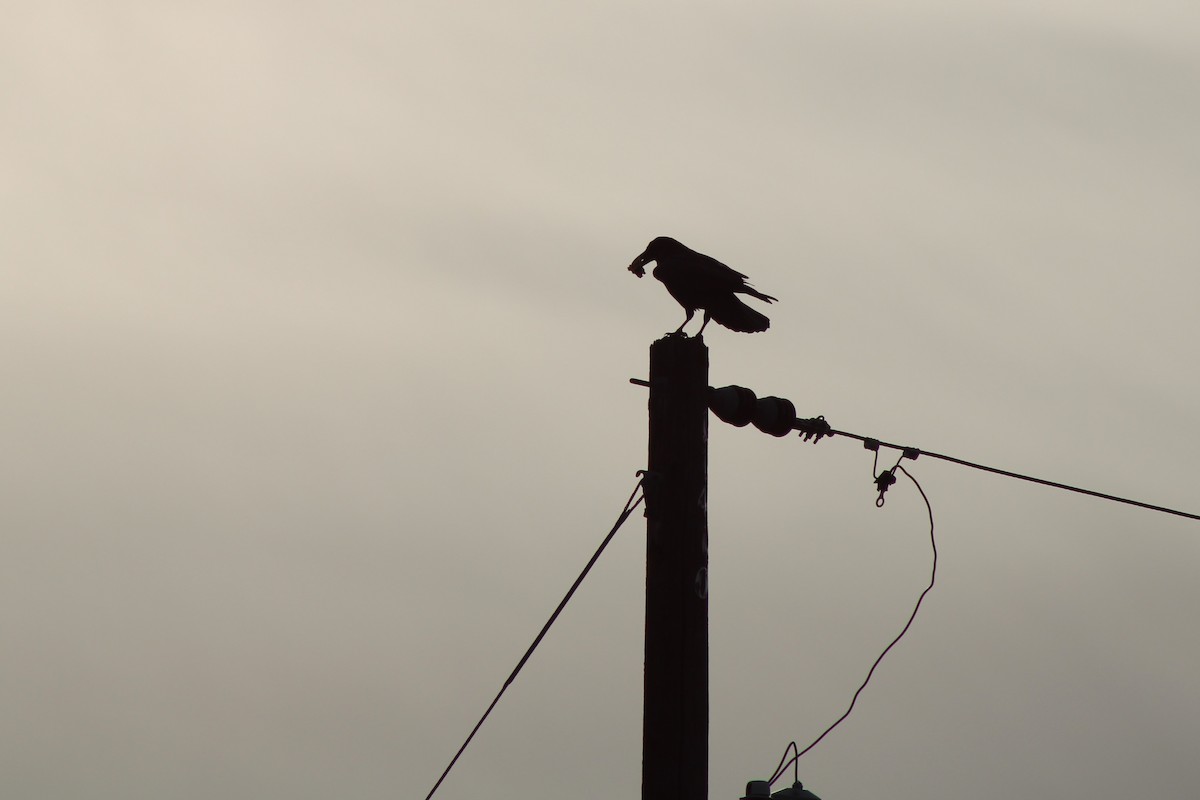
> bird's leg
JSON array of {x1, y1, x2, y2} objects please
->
[
  {"x1": 673, "y1": 308, "x2": 695, "y2": 335},
  {"x1": 696, "y1": 311, "x2": 711, "y2": 337}
]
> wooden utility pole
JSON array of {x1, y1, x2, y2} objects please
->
[{"x1": 643, "y1": 334, "x2": 709, "y2": 800}]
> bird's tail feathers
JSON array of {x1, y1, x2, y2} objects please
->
[{"x1": 709, "y1": 296, "x2": 771, "y2": 333}]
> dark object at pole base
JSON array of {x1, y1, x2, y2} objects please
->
[{"x1": 742, "y1": 779, "x2": 823, "y2": 799}]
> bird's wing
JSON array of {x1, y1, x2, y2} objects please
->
[{"x1": 691, "y1": 249, "x2": 752, "y2": 288}]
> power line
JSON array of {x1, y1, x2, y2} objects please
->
[
  {"x1": 424, "y1": 476, "x2": 646, "y2": 800},
  {"x1": 681, "y1": 379, "x2": 1200, "y2": 523},
  {"x1": 823, "y1": 426, "x2": 1200, "y2": 522}
]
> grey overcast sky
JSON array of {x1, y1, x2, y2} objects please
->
[{"x1": 3, "y1": 2, "x2": 1199, "y2": 798}]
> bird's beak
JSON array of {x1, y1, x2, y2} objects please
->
[{"x1": 628, "y1": 251, "x2": 651, "y2": 278}]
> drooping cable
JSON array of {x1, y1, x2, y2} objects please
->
[
  {"x1": 773, "y1": 465, "x2": 936, "y2": 783},
  {"x1": 424, "y1": 476, "x2": 646, "y2": 800}
]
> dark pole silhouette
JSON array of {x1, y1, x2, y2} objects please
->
[
  {"x1": 629, "y1": 236, "x2": 777, "y2": 336},
  {"x1": 642, "y1": 334, "x2": 709, "y2": 800}
]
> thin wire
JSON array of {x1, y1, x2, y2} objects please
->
[
  {"x1": 828, "y1": 428, "x2": 1200, "y2": 522},
  {"x1": 768, "y1": 740, "x2": 800, "y2": 785},
  {"x1": 774, "y1": 465, "x2": 937, "y2": 783},
  {"x1": 424, "y1": 478, "x2": 646, "y2": 800}
]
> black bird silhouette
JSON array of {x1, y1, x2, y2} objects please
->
[{"x1": 628, "y1": 236, "x2": 777, "y2": 335}]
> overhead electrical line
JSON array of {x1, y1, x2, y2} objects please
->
[
  {"x1": 683, "y1": 379, "x2": 1200, "y2": 524},
  {"x1": 827, "y1": 426, "x2": 1200, "y2": 522}
]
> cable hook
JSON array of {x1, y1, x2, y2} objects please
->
[
  {"x1": 869, "y1": 444, "x2": 905, "y2": 507},
  {"x1": 875, "y1": 469, "x2": 897, "y2": 506}
]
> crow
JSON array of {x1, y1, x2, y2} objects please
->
[{"x1": 628, "y1": 236, "x2": 777, "y2": 335}]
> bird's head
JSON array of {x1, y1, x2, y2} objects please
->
[{"x1": 628, "y1": 236, "x2": 684, "y2": 278}]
